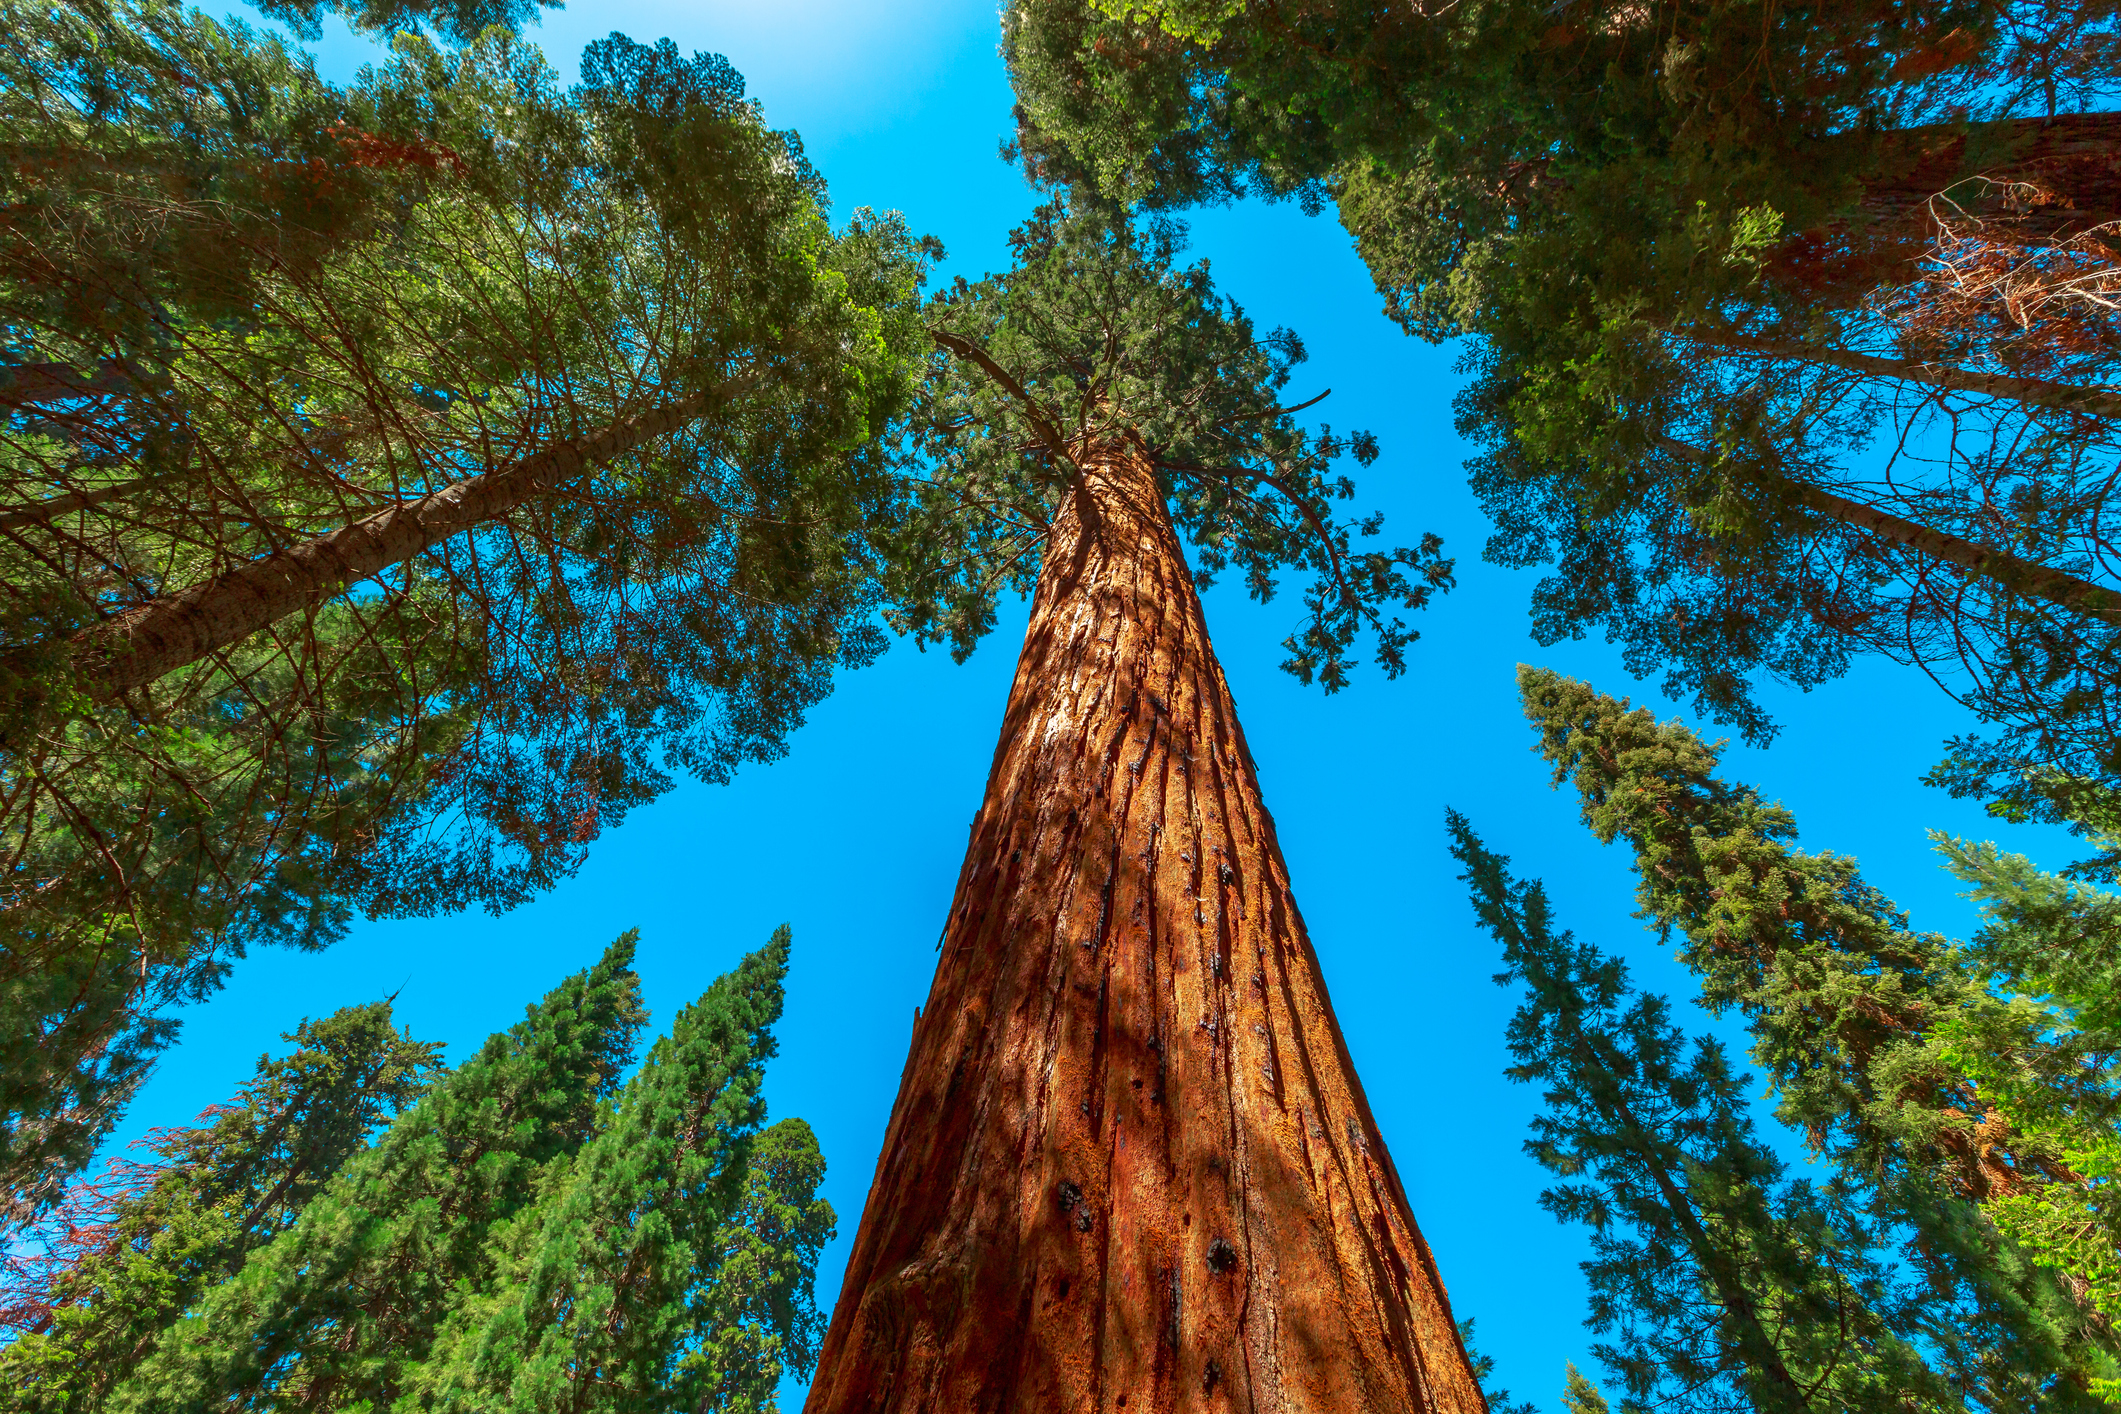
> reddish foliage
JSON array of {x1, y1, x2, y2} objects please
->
[
  {"x1": 0, "y1": 1152, "x2": 158, "y2": 1336},
  {"x1": 1869, "y1": 182, "x2": 2121, "y2": 380},
  {"x1": 1888, "y1": 27, "x2": 1984, "y2": 83},
  {"x1": 325, "y1": 122, "x2": 468, "y2": 178}
]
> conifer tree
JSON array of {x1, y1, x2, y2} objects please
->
[
  {"x1": 3, "y1": 929, "x2": 830, "y2": 1414},
  {"x1": 1514, "y1": 666, "x2": 2120, "y2": 1403},
  {"x1": 1451, "y1": 813, "x2": 1963, "y2": 1413},
  {"x1": 0, "y1": 1000, "x2": 442, "y2": 1408},
  {"x1": 805, "y1": 200, "x2": 1475, "y2": 1413},
  {"x1": 0, "y1": 0, "x2": 930, "y2": 1223},
  {"x1": 1562, "y1": 1360, "x2": 1610, "y2": 1414},
  {"x1": 402, "y1": 928, "x2": 798, "y2": 1412},
  {"x1": 1933, "y1": 835, "x2": 2121, "y2": 1402},
  {"x1": 1001, "y1": 0, "x2": 2121, "y2": 811},
  {"x1": 115, "y1": 933, "x2": 650, "y2": 1410},
  {"x1": 690, "y1": 1117, "x2": 836, "y2": 1414}
]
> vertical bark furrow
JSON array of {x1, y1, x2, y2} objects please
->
[{"x1": 805, "y1": 446, "x2": 1481, "y2": 1414}]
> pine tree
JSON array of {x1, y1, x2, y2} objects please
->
[
  {"x1": 1518, "y1": 667, "x2": 2037, "y2": 1192},
  {"x1": 401, "y1": 928, "x2": 799, "y2": 1412},
  {"x1": 1450, "y1": 813, "x2": 1962, "y2": 1414},
  {"x1": 1562, "y1": 1361, "x2": 1610, "y2": 1414},
  {"x1": 114, "y1": 933, "x2": 649, "y2": 1410},
  {"x1": 804, "y1": 200, "x2": 1476, "y2": 1412},
  {"x1": 0, "y1": 1000, "x2": 442, "y2": 1408},
  {"x1": 1932, "y1": 833, "x2": 2121, "y2": 1402},
  {"x1": 0, "y1": 928, "x2": 832, "y2": 1413},
  {"x1": 0, "y1": 0, "x2": 930, "y2": 1223},
  {"x1": 690, "y1": 1118, "x2": 836, "y2": 1414},
  {"x1": 1514, "y1": 666, "x2": 2119, "y2": 1403}
]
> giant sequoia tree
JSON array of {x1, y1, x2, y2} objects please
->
[
  {"x1": 805, "y1": 202, "x2": 1475, "y2": 1412},
  {"x1": 0, "y1": 0, "x2": 927, "y2": 1222},
  {"x1": 1004, "y1": 0, "x2": 2121, "y2": 818}
]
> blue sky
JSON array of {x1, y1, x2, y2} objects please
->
[{"x1": 108, "y1": 1, "x2": 2084, "y2": 1405}]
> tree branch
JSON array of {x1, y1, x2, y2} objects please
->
[
  {"x1": 1659, "y1": 434, "x2": 2121, "y2": 624},
  {"x1": 0, "y1": 472, "x2": 181, "y2": 534},
  {"x1": 1216, "y1": 388, "x2": 1332, "y2": 428},
  {"x1": 1677, "y1": 329, "x2": 2121, "y2": 420},
  {"x1": 929, "y1": 329, "x2": 1075, "y2": 466},
  {"x1": 1153, "y1": 455, "x2": 1368, "y2": 627},
  {"x1": 41, "y1": 373, "x2": 760, "y2": 702}
]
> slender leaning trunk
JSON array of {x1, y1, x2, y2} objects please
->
[
  {"x1": 1656, "y1": 434, "x2": 2121, "y2": 622},
  {"x1": 806, "y1": 444, "x2": 1481, "y2": 1414},
  {"x1": 54, "y1": 375, "x2": 747, "y2": 701}
]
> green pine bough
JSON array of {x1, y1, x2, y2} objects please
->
[{"x1": 1453, "y1": 814, "x2": 1959, "y2": 1413}]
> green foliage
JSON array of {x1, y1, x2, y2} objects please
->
[
  {"x1": 402, "y1": 927, "x2": 802, "y2": 1412},
  {"x1": 116, "y1": 933, "x2": 650, "y2": 1410},
  {"x1": 1008, "y1": 0, "x2": 2121, "y2": 241},
  {"x1": 1933, "y1": 836, "x2": 2121, "y2": 1401},
  {"x1": 688, "y1": 1118, "x2": 835, "y2": 1414},
  {"x1": 895, "y1": 197, "x2": 1452, "y2": 688},
  {"x1": 1, "y1": 928, "x2": 829, "y2": 1413},
  {"x1": 1512, "y1": 664, "x2": 2121, "y2": 1406},
  {"x1": 1562, "y1": 1361, "x2": 1610, "y2": 1414},
  {"x1": 0, "y1": 0, "x2": 932, "y2": 1219},
  {"x1": 1006, "y1": 0, "x2": 2121, "y2": 812},
  {"x1": 254, "y1": 0, "x2": 561, "y2": 45},
  {"x1": 1520, "y1": 666, "x2": 2016, "y2": 1184},
  {"x1": 1452, "y1": 812, "x2": 1955, "y2": 1414},
  {"x1": 0, "y1": 1000, "x2": 443, "y2": 1409}
]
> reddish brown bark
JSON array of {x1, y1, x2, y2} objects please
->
[
  {"x1": 806, "y1": 443, "x2": 1481, "y2": 1414},
  {"x1": 1767, "y1": 114, "x2": 2121, "y2": 306},
  {"x1": 1859, "y1": 114, "x2": 2121, "y2": 237}
]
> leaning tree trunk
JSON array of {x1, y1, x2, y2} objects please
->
[
  {"x1": 805, "y1": 443, "x2": 1482, "y2": 1414},
  {"x1": 41, "y1": 374, "x2": 749, "y2": 703},
  {"x1": 1655, "y1": 434, "x2": 2121, "y2": 623},
  {"x1": 1860, "y1": 113, "x2": 2121, "y2": 238}
]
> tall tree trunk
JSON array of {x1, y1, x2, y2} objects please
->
[
  {"x1": 1679, "y1": 330, "x2": 2121, "y2": 421},
  {"x1": 1772, "y1": 114, "x2": 2121, "y2": 306},
  {"x1": 44, "y1": 378, "x2": 745, "y2": 702},
  {"x1": 806, "y1": 443, "x2": 1481, "y2": 1414},
  {"x1": 1598, "y1": 1089, "x2": 1809, "y2": 1410},
  {"x1": 1860, "y1": 113, "x2": 2121, "y2": 237},
  {"x1": 1657, "y1": 434, "x2": 2121, "y2": 623}
]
